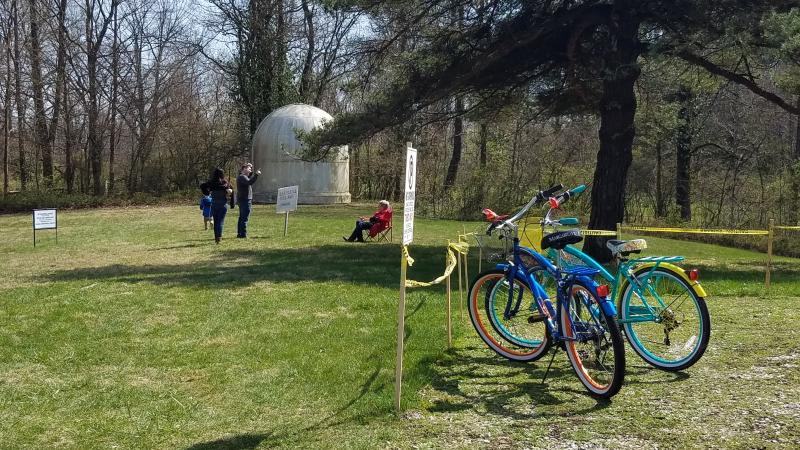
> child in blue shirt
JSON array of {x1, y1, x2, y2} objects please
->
[{"x1": 200, "y1": 193, "x2": 213, "y2": 230}]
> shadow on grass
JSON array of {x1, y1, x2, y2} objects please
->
[
  {"x1": 185, "y1": 433, "x2": 270, "y2": 450},
  {"x1": 185, "y1": 351, "x2": 389, "y2": 449},
  {"x1": 45, "y1": 244, "x2": 451, "y2": 289}
]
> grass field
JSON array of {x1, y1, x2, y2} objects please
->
[{"x1": 1, "y1": 204, "x2": 799, "y2": 449}]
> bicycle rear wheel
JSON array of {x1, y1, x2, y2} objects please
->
[
  {"x1": 468, "y1": 270, "x2": 551, "y2": 362},
  {"x1": 560, "y1": 282, "x2": 625, "y2": 399},
  {"x1": 620, "y1": 267, "x2": 710, "y2": 371}
]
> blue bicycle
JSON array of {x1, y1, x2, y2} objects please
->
[
  {"x1": 479, "y1": 184, "x2": 711, "y2": 372},
  {"x1": 468, "y1": 185, "x2": 626, "y2": 398}
]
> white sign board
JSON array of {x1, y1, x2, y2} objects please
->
[
  {"x1": 33, "y1": 209, "x2": 57, "y2": 230},
  {"x1": 402, "y1": 143, "x2": 417, "y2": 245},
  {"x1": 276, "y1": 185, "x2": 299, "y2": 214}
]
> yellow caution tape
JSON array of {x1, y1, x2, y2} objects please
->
[
  {"x1": 622, "y1": 226, "x2": 768, "y2": 236},
  {"x1": 775, "y1": 226, "x2": 800, "y2": 231},
  {"x1": 402, "y1": 245, "x2": 415, "y2": 267},
  {"x1": 405, "y1": 241, "x2": 469, "y2": 288}
]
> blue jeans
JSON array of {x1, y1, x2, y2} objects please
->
[
  {"x1": 348, "y1": 220, "x2": 373, "y2": 242},
  {"x1": 237, "y1": 200, "x2": 252, "y2": 237},
  {"x1": 212, "y1": 203, "x2": 228, "y2": 239}
]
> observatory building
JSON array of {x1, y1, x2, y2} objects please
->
[{"x1": 251, "y1": 104, "x2": 351, "y2": 204}]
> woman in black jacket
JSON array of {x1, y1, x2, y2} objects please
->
[{"x1": 200, "y1": 168, "x2": 233, "y2": 244}]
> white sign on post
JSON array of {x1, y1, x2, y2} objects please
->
[
  {"x1": 402, "y1": 143, "x2": 417, "y2": 245},
  {"x1": 276, "y1": 185, "x2": 299, "y2": 237},
  {"x1": 33, "y1": 209, "x2": 57, "y2": 230},
  {"x1": 395, "y1": 142, "x2": 417, "y2": 412},
  {"x1": 276, "y1": 185, "x2": 299, "y2": 214},
  {"x1": 32, "y1": 208, "x2": 58, "y2": 247}
]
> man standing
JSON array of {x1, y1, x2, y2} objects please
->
[{"x1": 237, "y1": 163, "x2": 261, "y2": 238}]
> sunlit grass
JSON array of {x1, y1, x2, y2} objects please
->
[{"x1": 0, "y1": 204, "x2": 798, "y2": 448}]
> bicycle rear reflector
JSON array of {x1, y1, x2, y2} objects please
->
[
  {"x1": 596, "y1": 284, "x2": 610, "y2": 297},
  {"x1": 687, "y1": 269, "x2": 699, "y2": 281}
]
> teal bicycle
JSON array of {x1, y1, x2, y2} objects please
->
[{"x1": 475, "y1": 185, "x2": 710, "y2": 371}]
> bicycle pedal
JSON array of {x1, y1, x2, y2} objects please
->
[{"x1": 528, "y1": 313, "x2": 547, "y2": 323}]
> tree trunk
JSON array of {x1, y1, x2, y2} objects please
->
[
  {"x1": 444, "y1": 97, "x2": 464, "y2": 190},
  {"x1": 790, "y1": 95, "x2": 800, "y2": 224},
  {"x1": 64, "y1": 92, "x2": 74, "y2": 194},
  {"x1": 479, "y1": 122, "x2": 488, "y2": 168},
  {"x1": 299, "y1": 0, "x2": 315, "y2": 103},
  {"x1": 675, "y1": 85, "x2": 693, "y2": 221},
  {"x1": 12, "y1": 0, "x2": 26, "y2": 190},
  {"x1": 109, "y1": 5, "x2": 118, "y2": 193},
  {"x1": 28, "y1": 0, "x2": 52, "y2": 184},
  {"x1": 584, "y1": 10, "x2": 641, "y2": 262},
  {"x1": 3, "y1": 35, "x2": 10, "y2": 195},
  {"x1": 654, "y1": 141, "x2": 666, "y2": 217}
]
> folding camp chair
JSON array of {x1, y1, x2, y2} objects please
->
[{"x1": 366, "y1": 213, "x2": 393, "y2": 243}]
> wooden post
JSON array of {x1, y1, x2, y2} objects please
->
[
  {"x1": 457, "y1": 251, "x2": 464, "y2": 321},
  {"x1": 463, "y1": 248, "x2": 469, "y2": 292},
  {"x1": 394, "y1": 248, "x2": 408, "y2": 413},
  {"x1": 445, "y1": 245, "x2": 452, "y2": 348},
  {"x1": 478, "y1": 245, "x2": 482, "y2": 273},
  {"x1": 284, "y1": 211, "x2": 289, "y2": 237},
  {"x1": 616, "y1": 222, "x2": 622, "y2": 240},
  {"x1": 765, "y1": 218, "x2": 774, "y2": 293}
]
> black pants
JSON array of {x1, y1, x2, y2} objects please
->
[{"x1": 348, "y1": 220, "x2": 373, "y2": 242}]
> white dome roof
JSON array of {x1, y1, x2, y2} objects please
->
[
  {"x1": 251, "y1": 104, "x2": 350, "y2": 204},
  {"x1": 252, "y1": 104, "x2": 336, "y2": 161}
]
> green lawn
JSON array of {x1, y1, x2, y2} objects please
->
[{"x1": 1, "y1": 205, "x2": 799, "y2": 449}]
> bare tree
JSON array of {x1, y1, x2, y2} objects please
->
[{"x1": 11, "y1": 0, "x2": 26, "y2": 190}]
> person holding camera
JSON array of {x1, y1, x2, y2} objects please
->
[{"x1": 236, "y1": 163, "x2": 261, "y2": 238}]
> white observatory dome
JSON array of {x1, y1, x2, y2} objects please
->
[{"x1": 251, "y1": 104, "x2": 351, "y2": 204}]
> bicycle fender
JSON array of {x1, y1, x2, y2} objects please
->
[
  {"x1": 575, "y1": 275, "x2": 618, "y2": 317},
  {"x1": 618, "y1": 262, "x2": 707, "y2": 299}
]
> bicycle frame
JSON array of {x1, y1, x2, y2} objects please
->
[
  {"x1": 493, "y1": 234, "x2": 617, "y2": 343},
  {"x1": 547, "y1": 245, "x2": 688, "y2": 325}
]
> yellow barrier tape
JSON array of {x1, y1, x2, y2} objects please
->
[
  {"x1": 775, "y1": 226, "x2": 800, "y2": 231},
  {"x1": 405, "y1": 241, "x2": 469, "y2": 288},
  {"x1": 622, "y1": 226, "x2": 768, "y2": 236}
]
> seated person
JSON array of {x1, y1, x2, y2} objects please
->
[{"x1": 344, "y1": 200, "x2": 392, "y2": 242}]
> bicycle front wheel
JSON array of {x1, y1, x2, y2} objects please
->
[
  {"x1": 468, "y1": 270, "x2": 551, "y2": 362},
  {"x1": 620, "y1": 267, "x2": 710, "y2": 371},
  {"x1": 560, "y1": 282, "x2": 626, "y2": 399}
]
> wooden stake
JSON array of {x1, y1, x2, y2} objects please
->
[
  {"x1": 446, "y1": 246, "x2": 452, "y2": 348},
  {"x1": 394, "y1": 248, "x2": 408, "y2": 413},
  {"x1": 616, "y1": 222, "x2": 622, "y2": 240},
  {"x1": 457, "y1": 251, "x2": 464, "y2": 321},
  {"x1": 765, "y1": 218, "x2": 774, "y2": 293}
]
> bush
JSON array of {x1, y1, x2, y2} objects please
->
[{"x1": 0, "y1": 190, "x2": 198, "y2": 214}]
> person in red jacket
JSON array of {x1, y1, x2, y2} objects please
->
[{"x1": 344, "y1": 200, "x2": 392, "y2": 242}]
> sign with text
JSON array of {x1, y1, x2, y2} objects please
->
[
  {"x1": 402, "y1": 143, "x2": 417, "y2": 245},
  {"x1": 276, "y1": 185, "x2": 299, "y2": 214},
  {"x1": 33, "y1": 209, "x2": 57, "y2": 230}
]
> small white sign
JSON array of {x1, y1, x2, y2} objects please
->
[
  {"x1": 276, "y1": 185, "x2": 299, "y2": 213},
  {"x1": 33, "y1": 209, "x2": 57, "y2": 230},
  {"x1": 402, "y1": 143, "x2": 417, "y2": 245}
]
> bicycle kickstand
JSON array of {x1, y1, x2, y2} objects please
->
[{"x1": 541, "y1": 348, "x2": 558, "y2": 385}]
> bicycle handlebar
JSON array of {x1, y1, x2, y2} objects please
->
[{"x1": 487, "y1": 184, "x2": 563, "y2": 235}]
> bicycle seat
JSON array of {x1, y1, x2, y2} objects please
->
[
  {"x1": 541, "y1": 229, "x2": 583, "y2": 250},
  {"x1": 606, "y1": 239, "x2": 647, "y2": 256}
]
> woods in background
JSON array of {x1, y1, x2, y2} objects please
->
[{"x1": 1, "y1": 1, "x2": 800, "y2": 245}]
